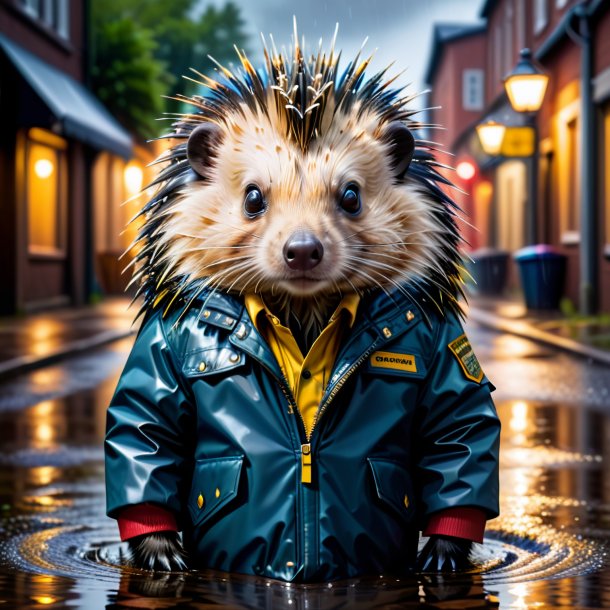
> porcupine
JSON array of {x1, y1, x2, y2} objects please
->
[{"x1": 107, "y1": 23, "x2": 499, "y2": 578}]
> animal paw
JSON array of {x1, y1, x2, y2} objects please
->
[
  {"x1": 416, "y1": 535, "x2": 473, "y2": 573},
  {"x1": 127, "y1": 531, "x2": 188, "y2": 572}
]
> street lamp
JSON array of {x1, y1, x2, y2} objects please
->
[
  {"x1": 503, "y1": 48, "x2": 549, "y2": 245},
  {"x1": 503, "y1": 49, "x2": 549, "y2": 113},
  {"x1": 476, "y1": 120, "x2": 506, "y2": 156}
]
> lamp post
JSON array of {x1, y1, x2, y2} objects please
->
[{"x1": 503, "y1": 48, "x2": 549, "y2": 246}]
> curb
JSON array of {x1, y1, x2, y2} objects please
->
[
  {"x1": 0, "y1": 328, "x2": 136, "y2": 380},
  {"x1": 468, "y1": 306, "x2": 610, "y2": 367}
]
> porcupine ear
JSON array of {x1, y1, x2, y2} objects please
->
[
  {"x1": 187, "y1": 122, "x2": 223, "y2": 178},
  {"x1": 383, "y1": 121, "x2": 415, "y2": 180}
]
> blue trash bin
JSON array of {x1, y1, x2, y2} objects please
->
[{"x1": 514, "y1": 245, "x2": 567, "y2": 310}]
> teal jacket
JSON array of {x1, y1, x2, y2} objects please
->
[{"x1": 105, "y1": 288, "x2": 500, "y2": 582}]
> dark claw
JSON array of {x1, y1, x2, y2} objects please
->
[
  {"x1": 128, "y1": 532, "x2": 188, "y2": 572},
  {"x1": 417, "y1": 535, "x2": 473, "y2": 573}
]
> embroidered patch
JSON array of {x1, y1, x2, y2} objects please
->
[
  {"x1": 448, "y1": 334, "x2": 483, "y2": 383},
  {"x1": 369, "y1": 351, "x2": 417, "y2": 373}
]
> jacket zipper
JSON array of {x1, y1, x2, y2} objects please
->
[{"x1": 300, "y1": 337, "x2": 381, "y2": 483}]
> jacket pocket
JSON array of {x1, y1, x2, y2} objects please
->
[
  {"x1": 188, "y1": 455, "x2": 244, "y2": 528},
  {"x1": 367, "y1": 457, "x2": 415, "y2": 522}
]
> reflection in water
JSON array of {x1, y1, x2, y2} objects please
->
[{"x1": 0, "y1": 360, "x2": 608, "y2": 608}]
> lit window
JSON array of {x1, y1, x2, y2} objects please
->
[
  {"x1": 26, "y1": 128, "x2": 67, "y2": 255},
  {"x1": 534, "y1": 0, "x2": 548, "y2": 34},
  {"x1": 559, "y1": 114, "x2": 580, "y2": 244}
]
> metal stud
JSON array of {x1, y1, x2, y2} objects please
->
[
  {"x1": 406, "y1": 310, "x2": 415, "y2": 322},
  {"x1": 235, "y1": 324, "x2": 248, "y2": 340},
  {"x1": 197, "y1": 493, "x2": 205, "y2": 509},
  {"x1": 382, "y1": 327, "x2": 392, "y2": 338},
  {"x1": 229, "y1": 353, "x2": 240, "y2": 363},
  {"x1": 202, "y1": 310, "x2": 211, "y2": 319},
  {"x1": 215, "y1": 488, "x2": 221, "y2": 499},
  {"x1": 198, "y1": 361, "x2": 207, "y2": 372},
  {"x1": 403, "y1": 494, "x2": 409, "y2": 509}
]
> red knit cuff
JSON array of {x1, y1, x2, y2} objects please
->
[
  {"x1": 117, "y1": 503, "x2": 178, "y2": 541},
  {"x1": 423, "y1": 507, "x2": 487, "y2": 543}
]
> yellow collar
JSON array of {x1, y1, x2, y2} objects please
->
[{"x1": 244, "y1": 293, "x2": 360, "y2": 331}]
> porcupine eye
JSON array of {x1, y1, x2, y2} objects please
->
[
  {"x1": 243, "y1": 185, "x2": 267, "y2": 218},
  {"x1": 338, "y1": 183, "x2": 362, "y2": 216}
]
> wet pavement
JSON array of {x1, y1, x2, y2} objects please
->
[{"x1": 0, "y1": 321, "x2": 609, "y2": 609}]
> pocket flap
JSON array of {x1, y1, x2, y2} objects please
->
[
  {"x1": 183, "y1": 347, "x2": 245, "y2": 378},
  {"x1": 188, "y1": 455, "x2": 244, "y2": 527},
  {"x1": 367, "y1": 457, "x2": 415, "y2": 521}
]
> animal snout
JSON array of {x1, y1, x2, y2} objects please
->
[{"x1": 283, "y1": 230, "x2": 324, "y2": 271}]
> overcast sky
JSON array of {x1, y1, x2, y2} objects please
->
[{"x1": 202, "y1": 0, "x2": 484, "y2": 100}]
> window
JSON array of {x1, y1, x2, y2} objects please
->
[
  {"x1": 462, "y1": 69, "x2": 484, "y2": 111},
  {"x1": 558, "y1": 110, "x2": 580, "y2": 244},
  {"x1": 565, "y1": 119, "x2": 579, "y2": 233},
  {"x1": 534, "y1": 0, "x2": 548, "y2": 34},
  {"x1": 17, "y1": 0, "x2": 69, "y2": 39},
  {"x1": 26, "y1": 128, "x2": 67, "y2": 256}
]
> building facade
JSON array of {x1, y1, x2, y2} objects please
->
[
  {"x1": 426, "y1": 0, "x2": 610, "y2": 313},
  {"x1": 0, "y1": 0, "x2": 134, "y2": 314}
]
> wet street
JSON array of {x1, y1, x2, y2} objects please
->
[{"x1": 0, "y1": 321, "x2": 608, "y2": 609}]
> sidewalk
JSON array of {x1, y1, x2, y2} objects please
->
[
  {"x1": 0, "y1": 297, "x2": 137, "y2": 379},
  {"x1": 466, "y1": 295, "x2": 610, "y2": 366},
  {"x1": 0, "y1": 293, "x2": 609, "y2": 381}
]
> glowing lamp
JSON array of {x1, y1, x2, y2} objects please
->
[
  {"x1": 456, "y1": 160, "x2": 476, "y2": 181},
  {"x1": 504, "y1": 49, "x2": 549, "y2": 113},
  {"x1": 124, "y1": 163, "x2": 144, "y2": 194},
  {"x1": 34, "y1": 158, "x2": 54, "y2": 179},
  {"x1": 476, "y1": 121, "x2": 506, "y2": 156}
]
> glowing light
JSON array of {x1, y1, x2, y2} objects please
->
[
  {"x1": 35, "y1": 423, "x2": 54, "y2": 444},
  {"x1": 456, "y1": 160, "x2": 476, "y2": 181},
  {"x1": 124, "y1": 163, "x2": 143, "y2": 194},
  {"x1": 504, "y1": 50, "x2": 549, "y2": 113},
  {"x1": 30, "y1": 596, "x2": 58, "y2": 605},
  {"x1": 476, "y1": 121, "x2": 506, "y2": 155},
  {"x1": 510, "y1": 401, "x2": 528, "y2": 433},
  {"x1": 34, "y1": 159, "x2": 54, "y2": 179}
]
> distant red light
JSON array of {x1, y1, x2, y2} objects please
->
[{"x1": 456, "y1": 161, "x2": 476, "y2": 181}]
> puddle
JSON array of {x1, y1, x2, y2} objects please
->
[{"x1": 0, "y1": 347, "x2": 608, "y2": 608}]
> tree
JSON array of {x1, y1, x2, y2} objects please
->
[{"x1": 91, "y1": 0, "x2": 249, "y2": 140}]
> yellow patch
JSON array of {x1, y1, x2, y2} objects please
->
[
  {"x1": 369, "y1": 351, "x2": 417, "y2": 373},
  {"x1": 448, "y1": 334, "x2": 484, "y2": 383}
]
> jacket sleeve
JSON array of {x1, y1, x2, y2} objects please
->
[
  {"x1": 105, "y1": 311, "x2": 194, "y2": 524},
  {"x1": 414, "y1": 312, "x2": 500, "y2": 526}
]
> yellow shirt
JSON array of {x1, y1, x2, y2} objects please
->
[{"x1": 244, "y1": 293, "x2": 360, "y2": 440}]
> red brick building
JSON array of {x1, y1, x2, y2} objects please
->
[
  {"x1": 0, "y1": 0, "x2": 133, "y2": 314},
  {"x1": 426, "y1": 0, "x2": 610, "y2": 313}
]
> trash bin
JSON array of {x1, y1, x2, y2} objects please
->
[
  {"x1": 468, "y1": 248, "x2": 510, "y2": 295},
  {"x1": 514, "y1": 244, "x2": 567, "y2": 310}
]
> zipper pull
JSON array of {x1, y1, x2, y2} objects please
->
[{"x1": 301, "y1": 443, "x2": 312, "y2": 484}]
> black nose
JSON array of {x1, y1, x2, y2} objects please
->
[{"x1": 283, "y1": 230, "x2": 324, "y2": 271}]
